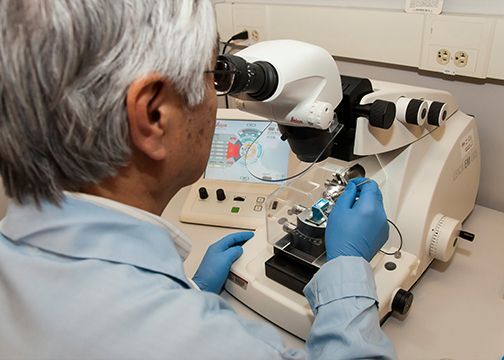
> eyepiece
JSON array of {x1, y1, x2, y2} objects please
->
[{"x1": 215, "y1": 55, "x2": 278, "y2": 101}]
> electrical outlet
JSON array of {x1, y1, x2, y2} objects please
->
[
  {"x1": 420, "y1": 15, "x2": 493, "y2": 78},
  {"x1": 437, "y1": 49, "x2": 450, "y2": 65},
  {"x1": 454, "y1": 51, "x2": 469, "y2": 67},
  {"x1": 233, "y1": 27, "x2": 262, "y2": 46},
  {"x1": 241, "y1": 28, "x2": 261, "y2": 45},
  {"x1": 250, "y1": 30, "x2": 260, "y2": 43}
]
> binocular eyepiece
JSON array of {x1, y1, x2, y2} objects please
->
[{"x1": 215, "y1": 54, "x2": 278, "y2": 101}]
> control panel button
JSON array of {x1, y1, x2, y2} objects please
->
[
  {"x1": 216, "y1": 188, "x2": 226, "y2": 201},
  {"x1": 231, "y1": 207, "x2": 240, "y2": 214},
  {"x1": 256, "y1": 196, "x2": 265, "y2": 204},
  {"x1": 233, "y1": 196, "x2": 246, "y2": 202},
  {"x1": 198, "y1": 187, "x2": 209, "y2": 200},
  {"x1": 254, "y1": 205, "x2": 263, "y2": 212}
]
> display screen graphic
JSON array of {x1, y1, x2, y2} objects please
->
[{"x1": 205, "y1": 119, "x2": 291, "y2": 183}]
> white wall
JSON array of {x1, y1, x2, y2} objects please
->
[
  {"x1": 216, "y1": 3, "x2": 504, "y2": 80},
  {"x1": 333, "y1": 58, "x2": 504, "y2": 212},
  {"x1": 218, "y1": 0, "x2": 504, "y2": 16}
]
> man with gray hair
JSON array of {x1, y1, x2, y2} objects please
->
[{"x1": 0, "y1": 1, "x2": 396, "y2": 359}]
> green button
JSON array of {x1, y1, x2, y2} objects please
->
[{"x1": 231, "y1": 207, "x2": 240, "y2": 214}]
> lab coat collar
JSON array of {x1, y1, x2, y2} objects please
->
[
  {"x1": 65, "y1": 192, "x2": 192, "y2": 260},
  {"x1": 0, "y1": 195, "x2": 192, "y2": 289}
]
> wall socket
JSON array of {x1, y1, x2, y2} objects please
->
[
  {"x1": 454, "y1": 51, "x2": 469, "y2": 67},
  {"x1": 437, "y1": 49, "x2": 450, "y2": 65},
  {"x1": 436, "y1": 48, "x2": 469, "y2": 67},
  {"x1": 421, "y1": 15, "x2": 493, "y2": 78},
  {"x1": 249, "y1": 29, "x2": 260, "y2": 42},
  {"x1": 235, "y1": 28, "x2": 262, "y2": 46}
]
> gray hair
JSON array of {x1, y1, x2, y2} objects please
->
[{"x1": 0, "y1": 0, "x2": 217, "y2": 204}]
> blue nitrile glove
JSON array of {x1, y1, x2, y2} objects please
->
[
  {"x1": 193, "y1": 231, "x2": 254, "y2": 294},
  {"x1": 325, "y1": 177, "x2": 389, "y2": 262}
]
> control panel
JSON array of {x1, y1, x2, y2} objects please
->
[{"x1": 180, "y1": 181, "x2": 279, "y2": 229}]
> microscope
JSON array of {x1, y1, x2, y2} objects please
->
[{"x1": 219, "y1": 40, "x2": 480, "y2": 339}]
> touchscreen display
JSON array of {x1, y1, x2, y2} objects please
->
[{"x1": 205, "y1": 119, "x2": 291, "y2": 184}]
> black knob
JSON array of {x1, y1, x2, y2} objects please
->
[
  {"x1": 354, "y1": 100, "x2": 396, "y2": 130},
  {"x1": 216, "y1": 188, "x2": 226, "y2": 201},
  {"x1": 459, "y1": 230, "x2": 475, "y2": 242},
  {"x1": 392, "y1": 289, "x2": 414, "y2": 315},
  {"x1": 198, "y1": 187, "x2": 209, "y2": 200},
  {"x1": 369, "y1": 100, "x2": 396, "y2": 129},
  {"x1": 405, "y1": 99, "x2": 427, "y2": 125},
  {"x1": 347, "y1": 163, "x2": 366, "y2": 179},
  {"x1": 427, "y1": 101, "x2": 447, "y2": 126}
]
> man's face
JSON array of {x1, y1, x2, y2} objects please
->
[{"x1": 169, "y1": 72, "x2": 217, "y2": 187}]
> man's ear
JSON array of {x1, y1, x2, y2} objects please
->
[{"x1": 126, "y1": 74, "x2": 178, "y2": 161}]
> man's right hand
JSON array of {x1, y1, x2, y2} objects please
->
[
  {"x1": 192, "y1": 232, "x2": 254, "y2": 294},
  {"x1": 325, "y1": 177, "x2": 389, "y2": 262}
]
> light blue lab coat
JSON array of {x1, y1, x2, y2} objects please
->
[{"x1": 0, "y1": 195, "x2": 396, "y2": 359}]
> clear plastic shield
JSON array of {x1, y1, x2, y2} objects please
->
[{"x1": 265, "y1": 156, "x2": 387, "y2": 268}]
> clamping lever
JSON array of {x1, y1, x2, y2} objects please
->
[{"x1": 459, "y1": 230, "x2": 475, "y2": 242}]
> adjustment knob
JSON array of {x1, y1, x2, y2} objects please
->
[
  {"x1": 354, "y1": 100, "x2": 396, "y2": 129},
  {"x1": 369, "y1": 100, "x2": 396, "y2": 129},
  {"x1": 427, "y1": 101, "x2": 448, "y2": 127},
  {"x1": 396, "y1": 97, "x2": 428, "y2": 126},
  {"x1": 198, "y1": 187, "x2": 209, "y2": 200},
  {"x1": 428, "y1": 214, "x2": 461, "y2": 262},
  {"x1": 216, "y1": 188, "x2": 226, "y2": 201},
  {"x1": 392, "y1": 289, "x2": 414, "y2": 315}
]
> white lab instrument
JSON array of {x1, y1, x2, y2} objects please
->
[{"x1": 212, "y1": 40, "x2": 479, "y2": 340}]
